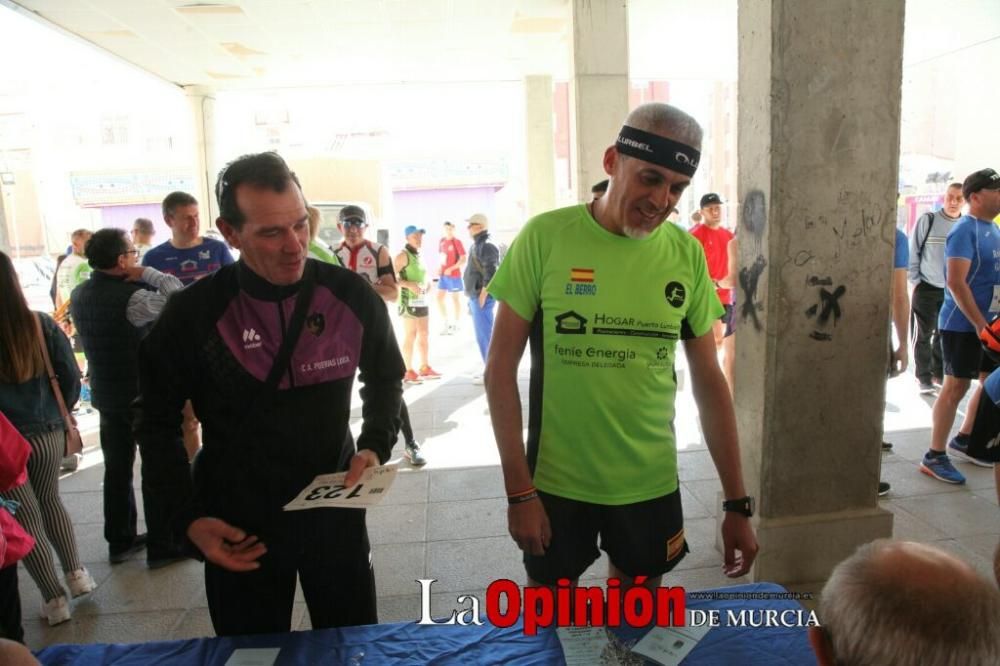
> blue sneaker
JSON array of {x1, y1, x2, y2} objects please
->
[
  {"x1": 920, "y1": 453, "x2": 966, "y2": 484},
  {"x1": 948, "y1": 437, "x2": 994, "y2": 468}
]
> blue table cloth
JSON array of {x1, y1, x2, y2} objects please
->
[{"x1": 36, "y1": 582, "x2": 815, "y2": 665}]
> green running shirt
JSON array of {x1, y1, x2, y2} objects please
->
[
  {"x1": 488, "y1": 204, "x2": 722, "y2": 505},
  {"x1": 398, "y1": 246, "x2": 427, "y2": 314},
  {"x1": 308, "y1": 239, "x2": 342, "y2": 266}
]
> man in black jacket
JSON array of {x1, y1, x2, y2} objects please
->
[
  {"x1": 70, "y1": 228, "x2": 185, "y2": 567},
  {"x1": 463, "y1": 213, "x2": 500, "y2": 371},
  {"x1": 134, "y1": 152, "x2": 404, "y2": 636}
]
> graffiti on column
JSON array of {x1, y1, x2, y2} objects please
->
[
  {"x1": 739, "y1": 256, "x2": 767, "y2": 332},
  {"x1": 739, "y1": 189, "x2": 767, "y2": 331},
  {"x1": 805, "y1": 280, "x2": 847, "y2": 341}
]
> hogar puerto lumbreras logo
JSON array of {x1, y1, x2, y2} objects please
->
[{"x1": 555, "y1": 310, "x2": 587, "y2": 334}]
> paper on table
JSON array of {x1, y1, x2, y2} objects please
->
[
  {"x1": 283, "y1": 464, "x2": 398, "y2": 511},
  {"x1": 557, "y1": 626, "x2": 612, "y2": 665},
  {"x1": 629, "y1": 622, "x2": 711, "y2": 666},
  {"x1": 224, "y1": 647, "x2": 281, "y2": 666}
]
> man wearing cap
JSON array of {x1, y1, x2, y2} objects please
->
[
  {"x1": 436, "y1": 221, "x2": 466, "y2": 335},
  {"x1": 486, "y1": 102, "x2": 757, "y2": 591},
  {"x1": 335, "y1": 206, "x2": 396, "y2": 301},
  {"x1": 335, "y1": 207, "x2": 426, "y2": 466},
  {"x1": 690, "y1": 193, "x2": 735, "y2": 351},
  {"x1": 924, "y1": 168, "x2": 1000, "y2": 484},
  {"x1": 395, "y1": 226, "x2": 441, "y2": 383},
  {"x1": 464, "y1": 213, "x2": 500, "y2": 370}
]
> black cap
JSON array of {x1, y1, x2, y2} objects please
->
[
  {"x1": 338, "y1": 205, "x2": 366, "y2": 224},
  {"x1": 700, "y1": 193, "x2": 723, "y2": 208},
  {"x1": 963, "y1": 168, "x2": 1000, "y2": 200}
]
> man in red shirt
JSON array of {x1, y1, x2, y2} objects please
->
[
  {"x1": 436, "y1": 221, "x2": 466, "y2": 335},
  {"x1": 690, "y1": 193, "x2": 735, "y2": 349}
]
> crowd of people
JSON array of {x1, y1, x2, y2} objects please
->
[
  {"x1": 0, "y1": 147, "x2": 504, "y2": 638},
  {"x1": 900, "y1": 169, "x2": 1000, "y2": 497},
  {"x1": 0, "y1": 101, "x2": 998, "y2": 664}
]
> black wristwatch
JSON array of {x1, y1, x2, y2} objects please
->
[{"x1": 723, "y1": 496, "x2": 755, "y2": 517}]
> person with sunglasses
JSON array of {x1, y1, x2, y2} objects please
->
[
  {"x1": 69, "y1": 228, "x2": 186, "y2": 570},
  {"x1": 333, "y1": 206, "x2": 426, "y2": 466}
]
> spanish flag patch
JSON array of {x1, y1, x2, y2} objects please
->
[
  {"x1": 667, "y1": 529, "x2": 685, "y2": 561},
  {"x1": 570, "y1": 268, "x2": 594, "y2": 283}
]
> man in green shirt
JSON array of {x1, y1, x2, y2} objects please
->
[{"x1": 486, "y1": 102, "x2": 758, "y2": 589}]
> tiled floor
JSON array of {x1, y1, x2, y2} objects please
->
[{"x1": 17, "y1": 325, "x2": 1000, "y2": 651}]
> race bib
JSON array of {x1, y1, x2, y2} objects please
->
[
  {"x1": 991, "y1": 285, "x2": 1000, "y2": 314},
  {"x1": 410, "y1": 293, "x2": 427, "y2": 307},
  {"x1": 283, "y1": 464, "x2": 398, "y2": 511}
]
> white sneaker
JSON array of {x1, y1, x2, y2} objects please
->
[
  {"x1": 40, "y1": 596, "x2": 71, "y2": 625},
  {"x1": 66, "y1": 567, "x2": 96, "y2": 598},
  {"x1": 60, "y1": 453, "x2": 81, "y2": 473}
]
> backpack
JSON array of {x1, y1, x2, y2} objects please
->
[{"x1": 916, "y1": 210, "x2": 936, "y2": 262}]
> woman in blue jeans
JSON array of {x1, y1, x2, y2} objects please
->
[{"x1": 0, "y1": 251, "x2": 94, "y2": 626}]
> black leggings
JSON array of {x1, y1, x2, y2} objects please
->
[
  {"x1": 0, "y1": 565, "x2": 23, "y2": 643},
  {"x1": 399, "y1": 401, "x2": 414, "y2": 443}
]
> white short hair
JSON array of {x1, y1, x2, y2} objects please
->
[
  {"x1": 623, "y1": 103, "x2": 703, "y2": 149},
  {"x1": 821, "y1": 540, "x2": 1000, "y2": 665}
]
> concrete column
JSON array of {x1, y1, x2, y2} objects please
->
[
  {"x1": 568, "y1": 0, "x2": 629, "y2": 202},
  {"x1": 524, "y1": 75, "x2": 557, "y2": 218},
  {"x1": 184, "y1": 85, "x2": 218, "y2": 226},
  {"x1": 733, "y1": 0, "x2": 905, "y2": 586}
]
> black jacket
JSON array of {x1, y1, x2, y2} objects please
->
[
  {"x1": 133, "y1": 259, "x2": 404, "y2": 545},
  {"x1": 463, "y1": 230, "x2": 500, "y2": 298},
  {"x1": 70, "y1": 271, "x2": 148, "y2": 411}
]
